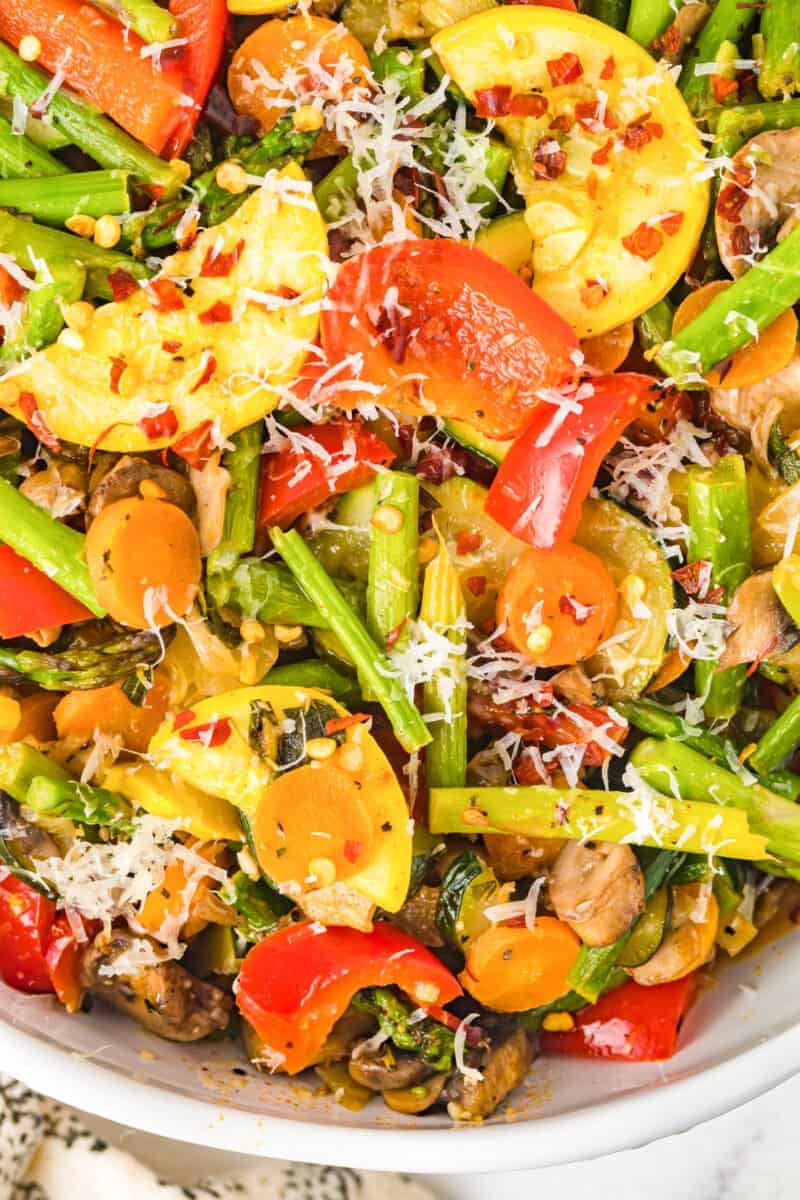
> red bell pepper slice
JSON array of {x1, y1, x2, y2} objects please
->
[
  {"x1": 257, "y1": 421, "x2": 395, "y2": 530},
  {"x1": 0, "y1": 872, "x2": 56, "y2": 994},
  {"x1": 163, "y1": 0, "x2": 228, "y2": 158},
  {"x1": 45, "y1": 912, "x2": 89, "y2": 1012},
  {"x1": 540, "y1": 975, "x2": 697, "y2": 1062},
  {"x1": 236, "y1": 921, "x2": 462, "y2": 1074},
  {"x1": 0, "y1": 544, "x2": 93, "y2": 639},
  {"x1": 485, "y1": 373, "x2": 659, "y2": 548}
]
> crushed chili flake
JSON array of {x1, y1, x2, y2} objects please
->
[
  {"x1": 109, "y1": 357, "x2": 126, "y2": 394},
  {"x1": 466, "y1": 575, "x2": 487, "y2": 596},
  {"x1": 580, "y1": 279, "x2": 608, "y2": 309},
  {"x1": 712, "y1": 74, "x2": 739, "y2": 103},
  {"x1": 18, "y1": 391, "x2": 61, "y2": 454},
  {"x1": 591, "y1": 138, "x2": 614, "y2": 166},
  {"x1": 622, "y1": 122, "x2": 655, "y2": 151},
  {"x1": 508, "y1": 93, "x2": 549, "y2": 118},
  {"x1": 546, "y1": 52, "x2": 583, "y2": 87},
  {"x1": 174, "y1": 709, "x2": 197, "y2": 731},
  {"x1": 148, "y1": 277, "x2": 185, "y2": 312},
  {"x1": 622, "y1": 222, "x2": 663, "y2": 260},
  {"x1": 718, "y1": 181, "x2": 750, "y2": 223},
  {"x1": 191, "y1": 353, "x2": 217, "y2": 393},
  {"x1": 162, "y1": 339, "x2": 182, "y2": 354},
  {"x1": 600, "y1": 55, "x2": 615, "y2": 80},
  {"x1": 179, "y1": 717, "x2": 232, "y2": 747},
  {"x1": 574, "y1": 100, "x2": 616, "y2": 131},
  {"x1": 672, "y1": 560, "x2": 712, "y2": 596},
  {"x1": 343, "y1": 839, "x2": 364, "y2": 864},
  {"x1": 325, "y1": 713, "x2": 370, "y2": 735},
  {"x1": 199, "y1": 300, "x2": 233, "y2": 325},
  {"x1": 549, "y1": 114, "x2": 573, "y2": 133},
  {"x1": 658, "y1": 211, "x2": 684, "y2": 237},
  {"x1": 474, "y1": 85, "x2": 512, "y2": 117},
  {"x1": 533, "y1": 137, "x2": 567, "y2": 180},
  {"x1": 138, "y1": 406, "x2": 179, "y2": 441},
  {"x1": 559, "y1": 594, "x2": 591, "y2": 625},
  {"x1": 730, "y1": 224, "x2": 753, "y2": 257},
  {"x1": 456, "y1": 531, "x2": 482, "y2": 555},
  {"x1": 108, "y1": 269, "x2": 138, "y2": 302},
  {"x1": 200, "y1": 238, "x2": 245, "y2": 278},
  {"x1": 385, "y1": 616, "x2": 408, "y2": 651},
  {"x1": 172, "y1": 419, "x2": 216, "y2": 469}
]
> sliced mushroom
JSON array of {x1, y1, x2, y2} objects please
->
[
  {"x1": 711, "y1": 349, "x2": 800, "y2": 470},
  {"x1": 19, "y1": 461, "x2": 86, "y2": 520},
  {"x1": 349, "y1": 1044, "x2": 433, "y2": 1091},
  {"x1": 80, "y1": 929, "x2": 231, "y2": 1041},
  {"x1": 716, "y1": 129, "x2": 800, "y2": 278},
  {"x1": 383, "y1": 1072, "x2": 449, "y2": 1114},
  {"x1": 483, "y1": 833, "x2": 564, "y2": 881},
  {"x1": 87, "y1": 456, "x2": 194, "y2": 522},
  {"x1": 392, "y1": 884, "x2": 444, "y2": 947},
  {"x1": 445, "y1": 1024, "x2": 533, "y2": 1122},
  {"x1": 467, "y1": 745, "x2": 513, "y2": 787},
  {"x1": 548, "y1": 841, "x2": 645, "y2": 947},
  {"x1": 551, "y1": 665, "x2": 596, "y2": 707},
  {"x1": 630, "y1": 883, "x2": 718, "y2": 986},
  {"x1": 719, "y1": 569, "x2": 798, "y2": 670}
]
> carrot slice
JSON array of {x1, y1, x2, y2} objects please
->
[
  {"x1": 85, "y1": 497, "x2": 201, "y2": 629},
  {"x1": 53, "y1": 674, "x2": 169, "y2": 753},
  {"x1": 228, "y1": 14, "x2": 371, "y2": 135},
  {"x1": 497, "y1": 543, "x2": 619, "y2": 667},
  {"x1": 0, "y1": 0, "x2": 187, "y2": 155},
  {"x1": 460, "y1": 918, "x2": 580, "y2": 1011},
  {"x1": 672, "y1": 280, "x2": 798, "y2": 388}
]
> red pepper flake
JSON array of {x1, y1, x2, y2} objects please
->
[
  {"x1": 712, "y1": 74, "x2": 739, "y2": 103},
  {"x1": 191, "y1": 353, "x2": 217, "y2": 393},
  {"x1": 179, "y1": 717, "x2": 232, "y2": 747},
  {"x1": 138, "y1": 406, "x2": 179, "y2": 441},
  {"x1": 456, "y1": 531, "x2": 482, "y2": 555},
  {"x1": 109, "y1": 357, "x2": 126, "y2": 394},
  {"x1": 474, "y1": 85, "x2": 511, "y2": 117},
  {"x1": 591, "y1": 137, "x2": 614, "y2": 166},
  {"x1": 466, "y1": 575, "x2": 487, "y2": 596},
  {"x1": 172, "y1": 419, "x2": 216, "y2": 469},
  {"x1": 646, "y1": 121, "x2": 664, "y2": 139},
  {"x1": 18, "y1": 391, "x2": 60, "y2": 454},
  {"x1": 717, "y1": 181, "x2": 750, "y2": 223},
  {"x1": 549, "y1": 114, "x2": 573, "y2": 133},
  {"x1": 622, "y1": 222, "x2": 664, "y2": 260},
  {"x1": 325, "y1": 713, "x2": 371, "y2": 735},
  {"x1": 658, "y1": 211, "x2": 684, "y2": 237},
  {"x1": 600, "y1": 55, "x2": 615, "y2": 80},
  {"x1": 558, "y1": 594, "x2": 591, "y2": 625},
  {"x1": 199, "y1": 300, "x2": 233, "y2": 325},
  {"x1": 508, "y1": 93, "x2": 549, "y2": 118},
  {"x1": 162, "y1": 339, "x2": 182, "y2": 354},
  {"x1": 580, "y1": 279, "x2": 608, "y2": 309},
  {"x1": 148, "y1": 278, "x2": 185, "y2": 312},
  {"x1": 706, "y1": 585, "x2": 725, "y2": 605},
  {"x1": 200, "y1": 238, "x2": 245, "y2": 278},
  {"x1": 622, "y1": 122, "x2": 655, "y2": 151},
  {"x1": 546, "y1": 52, "x2": 583, "y2": 87},
  {"x1": 730, "y1": 224, "x2": 753, "y2": 257},
  {"x1": 574, "y1": 100, "x2": 617, "y2": 132},
  {"x1": 533, "y1": 137, "x2": 567, "y2": 180},
  {"x1": 108, "y1": 269, "x2": 138, "y2": 302},
  {"x1": 385, "y1": 616, "x2": 408, "y2": 651},
  {"x1": 343, "y1": 839, "x2": 364, "y2": 864},
  {"x1": 174, "y1": 709, "x2": 196, "y2": 731},
  {"x1": 672, "y1": 560, "x2": 712, "y2": 597}
]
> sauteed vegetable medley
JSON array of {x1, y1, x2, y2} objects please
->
[{"x1": 3, "y1": 0, "x2": 800, "y2": 1123}]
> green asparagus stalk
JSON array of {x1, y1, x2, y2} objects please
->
[
  {"x1": 315, "y1": 154, "x2": 359, "y2": 223},
  {"x1": 26, "y1": 775, "x2": 134, "y2": 836},
  {"x1": 88, "y1": 0, "x2": 177, "y2": 44},
  {"x1": 366, "y1": 473, "x2": 420, "y2": 650},
  {"x1": 206, "y1": 548, "x2": 366, "y2": 630},
  {"x1": 220, "y1": 870, "x2": 292, "y2": 941},
  {"x1": 353, "y1": 987, "x2": 455, "y2": 1071},
  {"x1": 261, "y1": 660, "x2": 362, "y2": 707},
  {"x1": 219, "y1": 423, "x2": 263, "y2": 557},
  {"x1": 656, "y1": 224, "x2": 800, "y2": 385},
  {"x1": 0, "y1": 170, "x2": 130, "y2": 226},
  {"x1": 614, "y1": 698, "x2": 730, "y2": 760},
  {"x1": 0, "y1": 114, "x2": 67, "y2": 180},
  {"x1": 0, "y1": 43, "x2": 187, "y2": 195},
  {"x1": 710, "y1": 98, "x2": 800, "y2": 151},
  {"x1": 625, "y1": 0, "x2": 674, "y2": 48},
  {"x1": 0, "y1": 97, "x2": 70, "y2": 150},
  {"x1": 748, "y1": 695, "x2": 800, "y2": 776},
  {"x1": 420, "y1": 536, "x2": 467, "y2": 789},
  {"x1": 687, "y1": 454, "x2": 751, "y2": 719},
  {"x1": 370, "y1": 46, "x2": 426, "y2": 105},
  {"x1": 586, "y1": 0, "x2": 630, "y2": 31},
  {"x1": 428, "y1": 783, "x2": 768, "y2": 860},
  {"x1": 0, "y1": 257, "x2": 86, "y2": 360},
  {"x1": 635, "y1": 297, "x2": 674, "y2": 355},
  {"x1": 0, "y1": 477, "x2": 103, "y2": 616},
  {"x1": 630, "y1": 738, "x2": 800, "y2": 866},
  {"x1": 680, "y1": 0, "x2": 758, "y2": 115},
  {"x1": 756, "y1": 0, "x2": 800, "y2": 100},
  {"x1": 270, "y1": 527, "x2": 431, "y2": 753},
  {"x1": 0, "y1": 210, "x2": 149, "y2": 300},
  {"x1": 0, "y1": 630, "x2": 168, "y2": 690}
]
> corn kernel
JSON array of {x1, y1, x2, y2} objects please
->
[
  {"x1": 139, "y1": 479, "x2": 167, "y2": 500},
  {"x1": 542, "y1": 1012, "x2": 575, "y2": 1033},
  {"x1": 620, "y1": 573, "x2": 647, "y2": 611},
  {"x1": 273, "y1": 623, "x2": 303, "y2": 644},
  {"x1": 65, "y1": 214, "x2": 96, "y2": 239},
  {"x1": 19, "y1": 35, "x2": 42, "y2": 62},
  {"x1": 63, "y1": 300, "x2": 95, "y2": 332},
  {"x1": 216, "y1": 161, "x2": 249, "y2": 195},
  {"x1": 239, "y1": 655, "x2": 261, "y2": 685},
  {"x1": 293, "y1": 104, "x2": 324, "y2": 133},
  {"x1": 0, "y1": 696, "x2": 21, "y2": 733},
  {"x1": 57, "y1": 328, "x2": 84, "y2": 351},
  {"x1": 526, "y1": 624, "x2": 553, "y2": 657},
  {"x1": 418, "y1": 537, "x2": 438, "y2": 564},
  {"x1": 308, "y1": 856, "x2": 337, "y2": 887},
  {"x1": 306, "y1": 736, "x2": 337, "y2": 761},
  {"x1": 240, "y1": 618, "x2": 266, "y2": 644},
  {"x1": 338, "y1": 743, "x2": 363, "y2": 772},
  {"x1": 371, "y1": 504, "x2": 404, "y2": 534},
  {"x1": 94, "y1": 214, "x2": 121, "y2": 249}
]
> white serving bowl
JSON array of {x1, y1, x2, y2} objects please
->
[{"x1": 2, "y1": 931, "x2": 800, "y2": 1174}]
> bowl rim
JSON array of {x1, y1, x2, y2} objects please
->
[{"x1": 2, "y1": 1014, "x2": 800, "y2": 1174}]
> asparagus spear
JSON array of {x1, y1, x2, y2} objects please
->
[
  {"x1": 748, "y1": 695, "x2": 800, "y2": 776},
  {"x1": 366, "y1": 473, "x2": 420, "y2": 651},
  {"x1": 0, "y1": 97, "x2": 70, "y2": 150},
  {"x1": 635, "y1": 297, "x2": 674, "y2": 356},
  {"x1": 26, "y1": 775, "x2": 134, "y2": 836},
  {"x1": 0, "y1": 477, "x2": 103, "y2": 616},
  {"x1": 710, "y1": 98, "x2": 800, "y2": 151},
  {"x1": 630, "y1": 738, "x2": 800, "y2": 867},
  {"x1": 681, "y1": 0, "x2": 758, "y2": 115},
  {"x1": 687, "y1": 454, "x2": 751, "y2": 718},
  {"x1": 88, "y1": 0, "x2": 177, "y2": 44},
  {"x1": 420, "y1": 535, "x2": 467, "y2": 789},
  {"x1": 0, "y1": 170, "x2": 130, "y2": 226},
  {"x1": 206, "y1": 549, "x2": 366, "y2": 629},
  {"x1": 756, "y1": 0, "x2": 800, "y2": 100},
  {"x1": 0, "y1": 257, "x2": 86, "y2": 360},
  {"x1": 219, "y1": 870, "x2": 292, "y2": 942},
  {"x1": 626, "y1": 0, "x2": 674, "y2": 49},
  {"x1": 353, "y1": 987, "x2": 455, "y2": 1071},
  {"x1": 0, "y1": 210, "x2": 149, "y2": 300},
  {"x1": 586, "y1": 0, "x2": 630, "y2": 31},
  {"x1": 0, "y1": 114, "x2": 67, "y2": 180},
  {"x1": 370, "y1": 46, "x2": 426, "y2": 105},
  {"x1": 0, "y1": 42, "x2": 186, "y2": 196},
  {"x1": 219, "y1": 422, "x2": 263, "y2": 557},
  {"x1": 261, "y1": 660, "x2": 362, "y2": 707},
  {"x1": 270, "y1": 527, "x2": 431, "y2": 753},
  {"x1": 656, "y1": 224, "x2": 800, "y2": 385},
  {"x1": 0, "y1": 629, "x2": 168, "y2": 690}
]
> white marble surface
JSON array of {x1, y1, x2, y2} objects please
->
[{"x1": 78, "y1": 1073, "x2": 800, "y2": 1200}]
